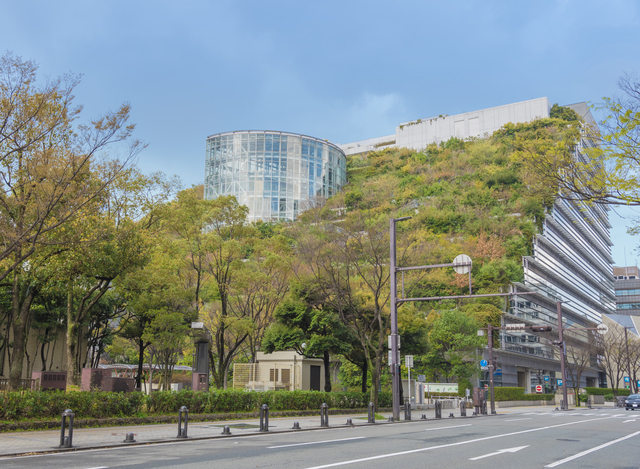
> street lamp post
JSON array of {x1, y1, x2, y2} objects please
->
[
  {"x1": 556, "y1": 301, "x2": 569, "y2": 410},
  {"x1": 390, "y1": 216, "x2": 411, "y2": 421}
]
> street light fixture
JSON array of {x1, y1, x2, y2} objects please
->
[{"x1": 390, "y1": 216, "x2": 412, "y2": 421}]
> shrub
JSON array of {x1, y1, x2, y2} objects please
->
[{"x1": 585, "y1": 387, "x2": 631, "y2": 397}]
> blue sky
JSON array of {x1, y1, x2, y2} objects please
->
[{"x1": 2, "y1": 0, "x2": 640, "y2": 265}]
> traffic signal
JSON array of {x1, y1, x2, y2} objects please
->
[{"x1": 530, "y1": 326, "x2": 552, "y2": 332}]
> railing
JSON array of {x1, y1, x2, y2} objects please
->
[{"x1": 0, "y1": 378, "x2": 38, "y2": 391}]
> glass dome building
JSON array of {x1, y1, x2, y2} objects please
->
[{"x1": 205, "y1": 131, "x2": 347, "y2": 222}]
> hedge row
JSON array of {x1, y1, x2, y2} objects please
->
[
  {"x1": 147, "y1": 390, "x2": 392, "y2": 414},
  {"x1": 0, "y1": 391, "x2": 146, "y2": 420},
  {"x1": 493, "y1": 387, "x2": 554, "y2": 401},
  {"x1": 0, "y1": 390, "x2": 392, "y2": 420},
  {"x1": 584, "y1": 387, "x2": 631, "y2": 396}
]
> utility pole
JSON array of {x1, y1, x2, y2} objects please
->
[
  {"x1": 488, "y1": 324, "x2": 495, "y2": 414},
  {"x1": 625, "y1": 327, "x2": 633, "y2": 392},
  {"x1": 557, "y1": 301, "x2": 569, "y2": 410},
  {"x1": 390, "y1": 216, "x2": 411, "y2": 421}
]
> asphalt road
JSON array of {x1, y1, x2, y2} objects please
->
[{"x1": 4, "y1": 408, "x2": 640, "y2": 469}]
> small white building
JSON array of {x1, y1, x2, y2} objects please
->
[{"x1": 233, "y1": 351, "x2": 327, "y2": 391}]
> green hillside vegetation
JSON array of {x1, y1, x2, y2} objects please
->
[{"x1": 287, "y1": 110, "x2": 580, "y2": 399}]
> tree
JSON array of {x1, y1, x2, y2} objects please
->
[
  {"x1": 0, "y1": 53, "x2": 144, "y2": 390},
  {"x1": 563, "y1": 328, "x2": 599, "y2": 406},
  {"x1": 291, "y1": 187, "x2": 421, "y2": 407},
  {"x1": 515, "y1": 75, "x2": 640, "y2": 207},
  {"x1": 262, "y1": 290, "x2": 352, "y2": 392},
  {"x1": 228, "y1": 236, "x2": 291, "y2": 363},
  {"x1": 423, "y1": 308, "x2": 485, "y2": 385}
]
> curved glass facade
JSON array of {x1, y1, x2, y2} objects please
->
[{"x1": 205, "y1": 131, "x2": 347, "y2": 222}]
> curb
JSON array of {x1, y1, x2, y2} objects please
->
[{"x1": 0, "y1": 414, "x2": 479, "y2": 459}]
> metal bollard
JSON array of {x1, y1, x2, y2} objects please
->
[
  {"x1": 177, "y1": 406, "x2": 189, "y2": 438},
  {"x1": 123, "y1": 432, "x2": 136, "y2": 443},
  {"x1": 368, "y1": 402, "x2": 376, "y2": 424},
  {"x1": 482, "y1": 401, "x2": 487, "y2": 415},
  {"x1": 292, "y1": 421, "x2": 301, "y2": 430},
  {"x1": 560, "y1": 399, "x2": 564, "y2": 410},
  {"x1": 260, "y1": 404, "x2": 270, "y2": 432},
  {"x1": 404, "y1": 401, "x2": 411, "y2": 421},
  {"x1": 435, "y1": 400, "x2": 442, "y2": 419},
  {"x1": 222, "y1": 426, "x2": 232, "y2": 435},
  {"x1": 460, "y1": 401, "x2": 467, "y2": 417},
  {"x1": 320, "y1": 403, "x2": 329, "y2": 427},
  {"x1": 421, "y1": 414, "x2": 427, "y2": 420},
  {"x1": 59, "y1": 409, "x2": 75, "y2": 448},
  {"x1": 587, "y1": 396, "x2": 592, "y2": 409},
  {"x1": 346, "y1": 418, "x2": 353, "y2": 426}
]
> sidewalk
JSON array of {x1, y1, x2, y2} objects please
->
[{"x1": 0, "y1": 405, "x2": 482, "y2": 458}]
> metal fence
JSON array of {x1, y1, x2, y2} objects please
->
[
  {"x1": 232, "y1": 363, "x2": 300, "y2": 391},
  {"x1": 0, "y1": 378, "x2": 38, "y2": 391}
]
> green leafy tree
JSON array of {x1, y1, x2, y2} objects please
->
[
  {"x1": 423, "y1": 309, "x2": 485, "y2": 384},
  {"x1": 262, "y1": 293, "x2": 352, "y2": 391},
  {"x1": 0, "y1": 53, "x2": 143, "y2": 390}
]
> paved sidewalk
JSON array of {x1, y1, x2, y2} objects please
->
[{"x1": 0, "y1": 405, "x2": 558, "y2": 458}]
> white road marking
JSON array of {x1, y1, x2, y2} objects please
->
[
  {"x1": 623, "y1": 419, "x2": 637, "y2": 423},
  {"x1": 469, "y1": 445, "x2": 529, "y2": 461},
  {"x1": 504, "y1": 418, "x2": 532, "y2": 422},
  {"x1": 268, "y1": 437, "x2": 365, "y2": 449},
  {"x1": 424, "y1": 424, "x2": 472, "y2": 431},
  {"x1": 544, "y1": 431, "x2": 640, "y2": 467},
  {"x1": 302, "y1": 416, "x2": 613, "y2": 469}
]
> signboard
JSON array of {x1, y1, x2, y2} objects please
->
[
  {"x1": 557, "y1": 379, "x2": 563, "y2": 386},
  {"x1": 494, "y1": 368, "x2": 502, "y2": 376},
  {"x1": 543, "y1": 375, "x2": 550, "y2": 382},
  {"x1": 484, "y1": 384, "x2": 488, "y2": 391},
  {"x1": 480, "y1": 359, "x2": 488, "y2": 367},
  {"x1": 624, "y1": 376, "x2": 630, "y2": 383},
  {"x1": 637, "y1": 380, "x2": 640, "y2": 388},
  {"x1": 536, "y1": 385, "x2": 543, "y2": 393},
  {"x1": 596, "y1": 323, "x2": 609, "y2": 335},
  {"x1": 405, "y1": 355, "x2": 414, "y2": 367},
  {"x1": 424, "y1": 383, "x2": 459, "y2": 394},
  {"x1": 417, "y1": 375, "x2": 426, "y2": 382},
  {"x1": 453, "y1": 254, "x2": 471, "y2": 274}
]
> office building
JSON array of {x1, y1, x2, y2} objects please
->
[
  {"x1": 341, "y1": 98, "x2": 616, "y2": 392},
  {"x1": 613, "y1": 266, "x2": 640, "y2": 316}
]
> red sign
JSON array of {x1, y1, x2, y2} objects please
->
[
  {"x1": 536, "y1": 385, "x2": 543, "y2": 393},
  {"x1": 484, "y1": 384, "x2": 488, "y2": 391}
]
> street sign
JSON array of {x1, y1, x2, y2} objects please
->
[
  {"x1": 596, "y1": 323, "x2": 609, "y2": 335},
  {"x1": 418, "y1": 375, "x2": 425, "y2": 382},
  {"x1": 637, "y1": 380, "x2": 640, "y2": 388},
  {"x1": 494, "y1": 368, "x2": 502, "y2": 376},
  {"x1": 624, "y1": 376, "x2": 630, "y2": 383},
  {"x1": 484, "y1": 384, "x2": 488, "y2": 391},
  {"x1": 453, "y1": 254, "x2": 471, "y2": 274},
  {"x1": 557, "y1": 379, "x2": 563, "y2": 386},
  {"x1": 536, "y1": 385, "x2": 542, "y2": 393},
  {"x1": 480, "y1": 359, "x2": 488, "y2": 367},
  {"x1": 543, "y1": 375, "x2": 550, "y2": 382},
  {"x1": 405, "y1": 355, "x2": 414, "y2": 367},
  {"x1": 505, "y1": 323, "x2": 526, "y2": 331}
]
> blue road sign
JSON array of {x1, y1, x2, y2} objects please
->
[
  {"x1": 480, "y1": 359, "x2": 488, "y2": 367},
  {"x1": 494, "y1": 368, "x2": 502, "y2": 376},
  {"x1": 637, "y1": 380, "x2": 640, "y2": 388},
  {"x1": 557, "y1": 379, "x2": 563, "y2": 386},
  {"x1": 624, "y1": 376, "x2": 630, "y2": 383},
  {"x1": 544, "y1": 375, "x2": 550, "y2": 381}
]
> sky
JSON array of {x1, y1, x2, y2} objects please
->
[{"x1": 1, "y1": 0, "x2": 640, "y2": 266}]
